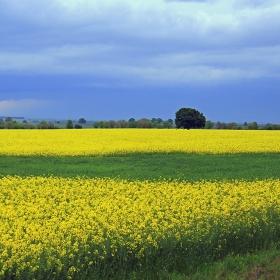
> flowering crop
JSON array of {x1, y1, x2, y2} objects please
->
[
  {"x1": 1, "y1": 176, "x2": 280, "y2": 278},
  {"x1": 0, "y1": 129, "x2": 280, "y2": 156},
  {"x1": 1, "y1": 129, "x2": 280, "y2": 278}
]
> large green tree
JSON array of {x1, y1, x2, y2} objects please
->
[{"x1": 175, "y1": 108, "x2": 206, "y2": 129}]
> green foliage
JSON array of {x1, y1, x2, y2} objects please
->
[
  {"x1": 216, "y1": 121, "x2": 227, "y2": 129},
  {"x1": 137, "y1": 118, "x2": 152, "y2": 128},
  {"x1": 78, "y1": 118, "x2": 86, "y2": 124},
  {"x1": 0, "y1": 120, "x2": 36, "y2": 129},
  {"x1": 162, "y1": 121, "x2": 172, "y2": 128},
  {"x1": 247, "y1": 122, "x2": 259, "y2": 130},
  {"x1": 97, "y1": 121, "x2": 105, "y2": 128},
  {"x1": 37, "y1": 121, "x2": 56, "y2": 129},
  {"x1": 227, "y1": 122, "x2": 238, "y2": 129},
  {"x1": 94, "y1": 120, "x2": 128, "y2": 128},
  {"x1": 128, "y1": 120, "x2": 138, "y2": 128},
  {"x1": 66, "y1": 120, "x2": 74, "y2": 129},
  {"x1": 74, "y1": 124, "x2": 82, "y2": 129},
  {"x1": 168, "y1": 246, "x2": 280, "y2": 280},
  {"x1": 0, "y1": 119, "x2": 56, "y2": 129},
  {"x1": 205, "y1": 120, "x2": 214, "y2": 129},
  {"x1": 5, "y1": 117, "x2": 13, "y2": 122},
  {"x1": 93, "y1": 121, "x2": 111, "y2": 128},
  {"x1": 175, "y1": 108, "x2": 206, "y2": 129},
  {"x1": 216, "y1": 121, "x2": 238, "y2": 129},
  {"x1": 103, "y1": 121, "x2": 110, "y2": 128},
  {"x1": 262, "y1": 123, "x2": 280, "y2": 130},
  {"x1": 108, "y1": 120, "x2": 117, "y2": 128},
  {"x1": 215, "y1": 121, "x2": 267, "y2": 130},
  {"x1": 93, "y1": 121, "x2": 99, "y2": 128},
  {"x1": 93, "y1": 118, "x2": 173, "y2": 129},
  {"x1": 117, "y1": 119, "x2": 127, "y2": 128}
]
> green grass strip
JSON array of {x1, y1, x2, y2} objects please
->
[
  {"x1": 166, "y1": 246, "x2": 280, "y2": 280},
  {"x1": 1, "y1": 153, "x2": 280, "y2": 181}
]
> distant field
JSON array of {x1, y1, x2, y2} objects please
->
[
  {"x1": 0, "y1": 129, "x2": 280, "y2": 156},
  {"x1": 1, "y1": 129, "x2": 280, "y2": 279}
]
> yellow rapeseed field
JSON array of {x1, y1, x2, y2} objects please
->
[
  {"x1": 1, "y1": 176, "x2": 280, "y2": 277},
  {"x1": 1, "y1": 129, "x2": 280, "y2": 278},
  {"x1": 0, "y1": 129, "x2": 280, "y2": 156}
]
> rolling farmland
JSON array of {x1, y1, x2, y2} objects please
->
[{"x1": 1, "y1": 129, "x2": 280, "y2": 279}]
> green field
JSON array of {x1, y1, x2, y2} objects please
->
[
  {"x1": 1, "y1": 153, "x2": 280, "y2": 279},
  {"x1": 1, "y1": 153, "x2": 280, "y2": 181}
]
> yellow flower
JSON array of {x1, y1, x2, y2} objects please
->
[
  {"x1": 0, "y1": 129, "x2": 279, "y2": 156},
  {"x1": 1, "y1": 175, "x2": 280, "y2": 275}
]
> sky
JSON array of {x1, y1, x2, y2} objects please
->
[{"x1": 0, "y1": 0, "x2": 280, "y2": 123}]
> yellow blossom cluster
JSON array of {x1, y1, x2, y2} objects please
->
[
  {"x1": 1, "y1": 175, "x2": 280, "y2": 277},
  {"x1": 0, "y1": 129, "x2": 280, "y2": 156}
]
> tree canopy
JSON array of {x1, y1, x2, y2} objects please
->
[
  {"x1": 175, "y1": 108, "x2": 206, "y2": 129},
  {"x1": 78, "y1": 118, "x2": 86, "y2": 124},
  {"x1": 66, "y1": 120, "x2": 74, "y2": 129}
]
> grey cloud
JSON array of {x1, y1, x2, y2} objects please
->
[
  {"x1": 2, "y1": 1, "x2": 280, "y2": 50},
  {"x1": 3, "y1": 44, "x2": 276, "y2": 86},
  {"x1": 1, "y1": 0, "x2": 280, "y2": 87}
]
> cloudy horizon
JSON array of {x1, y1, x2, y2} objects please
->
[{"x1": 1, "y1": 0, "x2": 280, "y2": 123}]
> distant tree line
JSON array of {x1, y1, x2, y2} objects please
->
[
  {"x1": 0, "y1": 118, "x2": 58, "y2": 129},
  {"x1": 261, "y1": 123, "x2": 280, "y2": 130},
  {"x1": 65, "y1": 120, "x2": 83, "y2": 129},
  {"x1": 1, "y1": 116, "x2": 280, "y2": 130},
  {"x1": 214, "y1": 121, "x2": 280, "y2": 130},
  {"x1": 92, "y1": 118, "x2": 174, "y2": 129}
]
